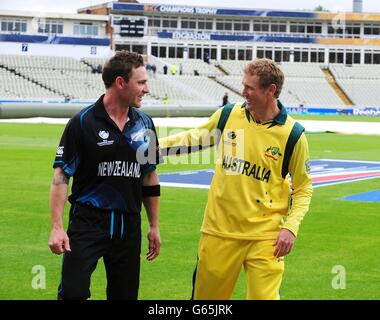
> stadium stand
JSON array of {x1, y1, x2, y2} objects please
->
[
  {"x1": 159, "y1": 58, "x2": 223, "y2": 77},
  {"x1": 281, "y1": 78, "x2": 344, "y2": 107},
  {"x1": 0, "y1": 52, "x2": 242, "y2": 105},
  {"x1": 329, "y1": 64, "x2": 380, "y2": 106},
  {"x1": 0, "y1": 67, "x2": 60, "y2": 100},
  {"x1": 0, "y1": 54, "x2": 104, "y2": 100},
  {"x1": 215, "y1": 60, "x2": 247, "y2": 76},
  {"x1": 335, "y1": 79, "x2": 380, "y2": 106},
  {"x1": 0, "y1": 53, "x2": 374, "y2": 107},
  {"x1": 1, "y1": 1, "x2": 380, "y2": 113},
  {"x1": 216, "y1": 62, "x2": 344, "y2": 107}
]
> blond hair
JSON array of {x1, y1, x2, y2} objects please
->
[{"x1": 243, "y1": 58, "x2": 284, "y2": 98}]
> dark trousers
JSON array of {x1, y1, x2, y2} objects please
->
[{"x1": 58, "y1": 203, "x2": 141, "y2": 300}]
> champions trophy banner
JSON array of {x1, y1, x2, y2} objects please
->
[{"x1": 112, "y1": 2, "x2": 315, "y2": 18}]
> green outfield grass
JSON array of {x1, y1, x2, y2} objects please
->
[{"x1": 0, "y1": 122, "x2": 380, "y2": 300}]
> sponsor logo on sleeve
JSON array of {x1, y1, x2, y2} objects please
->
[
  {"x1": 56, "y1": 146, "x2": 64, "y2": 157},
  {"x1": 305, "y1": 159, "x2": 311, "y2": 174}
]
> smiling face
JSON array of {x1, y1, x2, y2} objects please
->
[
  {"x1": 102, "y1": 51, "x2": 148, "y2": 108},
  {"x1": 119, "y1": 66, "x2": 149, "y2": 108},
  {"x1": 242, "y1": 73, "x2": 275, "y2": 110},
  {"x1": 242, "y1": 58, "x2": 284, "y2": 110}
]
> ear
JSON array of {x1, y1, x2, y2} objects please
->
[
  {"x1": 268, "y1": 83, "x2": 277, "y2": 97},
  {"x1": 115, "y1": 76, "x2": 125, "y2": 89}
]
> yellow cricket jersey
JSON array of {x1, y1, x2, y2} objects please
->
[{"x1": 159, "y1": 101, "x2": 313, "y2": 240}]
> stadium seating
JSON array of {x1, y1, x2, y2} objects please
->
[
  {"x1": 0, "y1": 66, "x2": 62, "y2": 100},
  {"x1": 81, "y1": 57, "x2": 107, "y2": 71},
  {"x1": 335, "y1": 79, "x2": 380, "y2": 106},
  {"x1": 2, "y1": 53, "x2": 380, "y2": 107},
  {"x1": 281, "y1": 78, "x2": 344, "y2": 107},
  {"x1": 216, "y1": 60, "x2": 247, "y2": 75},
  {"x1": 0, "y1": 54, "x2": 103, "y2": 100},
  {"x1": 329, "y1": 64, "x2": 380, "y2": 106},
  {"x1": 216, "y1": 61, "x2": 343, "y2": 107},
  {"x1": 158, "y1": 58, "x2": 223, "y2": 77}
]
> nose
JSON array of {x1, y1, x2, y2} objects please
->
[
  {"x1": 242, "y1": 87, "x2": 247, "y2": 98},
  {"x1": 143, "y1": 83, "x2": 149, "y2": 94}
]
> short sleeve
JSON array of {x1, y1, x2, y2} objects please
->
[
  {"x1": 53, "y1": 116, "x2": 82, "y2": 177},
  {"x1": 141, "y1": 118, "x2": 162, "y2": 175}
]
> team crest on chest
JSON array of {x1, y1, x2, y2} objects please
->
[
  {"x1": 97, "y1": 130, "x2": 114, "y2": 146},
  {"x1": 224, "y1": 130, "x2": 237, "y2": 147},
  {"x1": 265, "y1": 146, "x2": 282, "y2": 161},
  {"x1": 98, "y1": 130, "x2": 109, "y2": 139}
]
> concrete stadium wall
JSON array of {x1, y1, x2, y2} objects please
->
[{"x1": 0, "y1": 101, "x2": 218, "y2": 118}]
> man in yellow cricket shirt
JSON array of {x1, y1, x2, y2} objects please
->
[{"x1": 159, "y1": 58, "x2": 313, "y2": 300}]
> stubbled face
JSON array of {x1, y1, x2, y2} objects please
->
[
  {"x1": 242, "y1": 73, "x2": 270, "y2": 109},
  {"x1": 121, "y1": 66, "x2": 149, "y2": 108}
]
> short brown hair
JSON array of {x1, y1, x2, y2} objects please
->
[
  {"x1": 102, "y1": 51, "x2": 144, "y2": 89},
  {"x1": 243, "y1": 58, "x2": 284, "y2": 98}
]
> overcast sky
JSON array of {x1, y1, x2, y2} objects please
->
[{"x1": 0, "y1": 0, "x2": 379, "y2": 14}]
